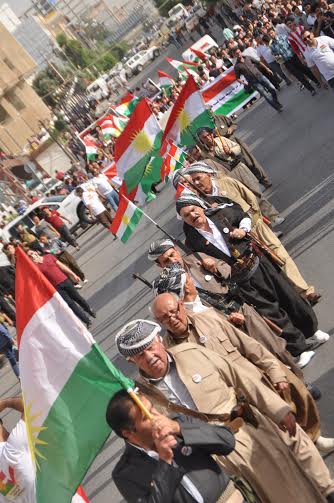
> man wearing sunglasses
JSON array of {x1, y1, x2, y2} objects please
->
[{"x1": 303, "y1": 30, "x2": 334, "y2": 88}]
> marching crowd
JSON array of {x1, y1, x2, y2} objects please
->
[{"x1": 0, "y1": 0, "x2": 334, "y2": 502}]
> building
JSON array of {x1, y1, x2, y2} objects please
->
[
  {"x1": 0, "y1": 22, "x2": 51, "y2": 155},
  {"x1": 0, "y1": 4, "x2": 57, "y2": 71}
]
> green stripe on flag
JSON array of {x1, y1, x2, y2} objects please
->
[
  {"x1": 35, "y1": 343, "x2": 133, "y2": 503},
  {"x1": 214, "y1": 89, "x2": 254, "y2": 116},
  {"x1": 180, "y1": 109, "x2": 215, "y2": 147},
  {"x1": 124, "y1": 130, "x2": 162, "y2": 192},
  {"x1": 121, "y1": 207, "x2": 143, "y2": 243}
]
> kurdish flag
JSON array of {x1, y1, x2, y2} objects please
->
[
  {"x1": 161, "y1": 141, "x2": 186, "y2": 181},
  {"x1": 158, "y1": 70, "x2": 175, "y2": 96},
  {"x1": 201, "y1": 67, "x2": 257, "y2": 117},
  {"x1": 115, "y1": 92, "x2": 140, "y2": 117},
  {"x1": 97, "y1": 115, "x2": 128, "y2": 139},
  {"x1": 166, "y1": 57, "x2": 199, "y2": 78},
  {"x1": 161, "y1": 75, "x2": 215, "y2": 154},
  {"x1": 16, "y1": 247, "x2": 134, "y2": 503},
  {"x1": 82, "y1": 136, "x2": 98, "y2": 160},
  {"x1": 114, "y1": 98, "x2": 162, "y2": 192},
  {"x1": 110, "y1": 191, "x2": 143, "y2": 243},
  {"x1": 190, "y1": 47, "x2": 207, "y2": 61}
]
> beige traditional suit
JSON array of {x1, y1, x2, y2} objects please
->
[
  {"x1": 178, "y1": 307, "x2": 320, "y2": 441},
  {"x1": 166, "y1": 343, "x2": 333, "y2": 503},
  {"x1": 214, "y1": 174, "x2": 313, "y2": 295}
]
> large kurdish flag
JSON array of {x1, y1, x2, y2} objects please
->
[
  {"x1": 201, "y1": 67, "x2": 257, "y2": 116},
  {"x1": 114, "y1": 98, "x2": 162, "y2": 192},
  {"x1": 110, "y1": 192, "x2": 143, "y2": 243},
  {"x1": 16, "y1": 247, "x2": 134, "y2": 503},
  {"x1": 161, "y1": 75, "x2": 215, "y2": 154}
]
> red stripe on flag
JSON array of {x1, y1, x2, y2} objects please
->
[
  {"x1": 15, "y1": 247, "x2": 55, "y2": 345},
  {"x1": 190, "y1": 48, "x2": 206, "y2": 60},
  {"x1": 158, "y1": 70, "x2": 174, "y2": 80},
  {"x1": 103, "y1": 161, "x2": 117, "y2": 179},
  {"x1": 119, "y1": 92, "x2": 134, "y2": 105},
  {"x1": 109, "y1": 183, "x2": 137, "y2": 234},
  {"x1": 160, "y1": 76, "x2": 199, "y2": 155},
  {"x1": 76, "y1": 486, "x2": 89, "y2": 503},
  {"x1": 114, "y1": 99, "x2": 152, "y2": 161},
  {"x1": 201, "y1": 69, "x2": 237, "y2": 102}
]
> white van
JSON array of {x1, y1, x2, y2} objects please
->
[
  {"x1": 1, "y1": 193, "x2": 91, "y2": 243},
  {"x1": 182, "y1": 35, "x2": 218, "y2": 62},
  {"x1": 86, "y1": 78, "x2": 109, "y2": 101},
  {"x1": 168, "y1": 3, "x2": 188, "y2": 21}
]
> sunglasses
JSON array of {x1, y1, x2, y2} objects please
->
[{"x1": 303, "y1": 34, "x2": 312, "y2": 40}]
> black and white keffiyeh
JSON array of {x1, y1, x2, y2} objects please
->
[
  {"x1": 152, "y1": 263, "x2": 187, "y2": 299},
  {"x1": 115, "y1": 319, "x2": 161, "y2": 357}
]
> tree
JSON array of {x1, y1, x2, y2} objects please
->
[{"x1": 32, "y1": 69, "x2": 61, "y2": 107}]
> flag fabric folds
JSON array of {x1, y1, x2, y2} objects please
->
[
  {"x1": 160, "y1": 76, "x2": 215, "y2": 154},
  {"x1": 201, "y1": 67, "x2": 257, "y2": 116},
  {"x1": 161, "y1": 142, "x2": 187, "y2": 181},
  {"x1": 109, "y1": 193, "x2": 144, "y2": 243},
  {"x1": 114, "y1": 98, "x2": 162, "y2": 192},
  {"x1": 16, "y1": 247, "x2": 134, "y2": 503},
  {"x1": 158, "y1": 70, "x2": 175, "y2": 96},
  {"x1": 82, "y1": 136, "x2": 99, "y2": 160}
]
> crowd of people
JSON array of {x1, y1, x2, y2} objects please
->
[{"x1": 0, "y1": 0, "x2": 334, "y2": 502}]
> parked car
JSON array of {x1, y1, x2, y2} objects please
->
[
  {"x1": 168, "y1": 3, "x2": 188, "y2": 22},
  {"x1": 1, "y1": 193, "x2": 93, "y2": 243},
  {"x1": 86, "y1": 78, "x2": 109, "y2": 101},
  {"x1": 182, "y1": 34, "x2": 218, "y2": 62},
  {"x1": 124, "y1": 46, "x2": 160, "y2": 76}
]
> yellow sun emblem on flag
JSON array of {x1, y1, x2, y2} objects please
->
[
  {"x1": 178, "y1": 108, "x2": 191, "y2": 132},
  {"x1": 24, "y1": 397, "x2": 48, "y2": 470},
  {"x1": 122, "y1": 214, "x2": 130, "y2": 225},
  {"x1": 132, "y1": 130, "x2": 153, "y2": 153}
]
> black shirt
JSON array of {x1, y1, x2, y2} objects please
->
[{"x1": 234, "y1": 56, "x2": 263, "y2": 84}]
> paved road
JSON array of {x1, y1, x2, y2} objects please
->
[{"x1": 1, "y1": 43, "x2": 334, "y2": 503}]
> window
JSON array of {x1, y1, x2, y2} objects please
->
[
  {"x1": 0, "y1": 104, "x2": 10, "y2": 124},
  {"x1": 5, "y1": 90, "x2": 25, "y2": 111},
  {"x1": 3, "y1": 57, "x2": 15, "y2": 71}
]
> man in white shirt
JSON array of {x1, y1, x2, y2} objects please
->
[
  {"x1": 90, "y1": 166, "x2": 119, "y2": 212},
  {"x1": 258, "y1": 34, "x2": 293, "y2": 85},
  {"x1": 303, "y1": 31, "x2": 334, "y2": 87},
  {"x1": 75, "y1": 187, "x2": 113, "y2": 229}
]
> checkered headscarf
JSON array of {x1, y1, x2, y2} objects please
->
[
  {"x1": 115, "y1": 319, "x2": 161, "y2": 357},
  {"x1": 148, "y1": 238, "x2": 175, "y2": 262},
  {"x1": 176, "y1": 193, "x2": 208, "y2": 215},
  {"x1": 152, "y1": 263, "x2": 187, "y2": 299}
]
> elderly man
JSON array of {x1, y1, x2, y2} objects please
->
[
  {"x1": 196, "y1": 127, "x2": 281, "y2": 225},
  {"x1": 185, "y1": 161, "x2": 319, "y2": 302},
  {"x1": 151, "y1": 276, "x2": 334, "y2": 453},
  {"x1": 115, "y1": 320, "x2": 334, "y2": 503},
  {"x1": 106, "y1": 390, "x2": 243, "y2": 503},
  {"x1": 175, "y1": 193, "x2": 328, "y2": 367}
]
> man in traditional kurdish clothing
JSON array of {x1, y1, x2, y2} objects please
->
[
  {"x1": 115, "y1": 320, "x2": 334, "y2": 503},
  {"x1": 175, "y1": 193, "x2": 329, "y2": 367},
  {"x1": 184, "y1": 161, "x2": 320, "y2": 303},
  {"x1": 214, "y1": 113, "x2": 271, "y2": 188},
  {"x1": 196, "y1": 127, "x2": 282, "y2": 226},
  {"x1": 150, "y1": 271, "x2": 334, "y2": 453}
]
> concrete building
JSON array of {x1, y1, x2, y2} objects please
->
[{"x1": 0, "y1": 22, "x2": 51, "y2": 155}]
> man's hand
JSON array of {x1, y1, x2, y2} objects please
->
[
  {"x1": 230, "y1": 228, "x2": 246, "y2": 239},
  {"x1": 152, "y1": 415, "x2": 180, "y2": 465},
  {"x1": 71, "y1": 274, "x2": 81, "y2": 283},
  {"x1": 228, "y1": 312, "x2": 245, "y2": 326},
  {"x1": 274, "y1": 382, "x2": 289, "y2": 392},
  {"x1": 201, "y1": 257, "x2": 218, "y2": 273},
  {"x1": 279, "y1": 412, "x2": 296, "y2": 437}
]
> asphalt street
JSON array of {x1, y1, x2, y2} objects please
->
[{"x1": 1, "y1": 28, "x2": 334, "y2": 503}]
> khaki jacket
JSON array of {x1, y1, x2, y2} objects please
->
[
  {"x1": 215, "y1": 175, "x2": 262, "y2": 222},
  {"x1": 169, "y1": 342, "x2": 291, "y2": 424},
  {"x1": 181, "y1": 307, "x2": 287, "y2": 385},
  {"x1": 183, "y1": 252, "x2": 231, "y2": 295}
]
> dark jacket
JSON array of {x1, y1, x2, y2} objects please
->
[
  {"x1": 113, "y1": 414, "x2": 235, "y2": 503},
  {"x1": 184, "y1": 202, "x2": 251, "y2": 266}
]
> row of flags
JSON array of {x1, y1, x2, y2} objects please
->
[{"x1": 17, "y1": 54, "x2": 259, "y2": 503}]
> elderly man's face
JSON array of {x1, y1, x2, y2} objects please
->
[
  {"x1": 157, "y1": 247, "x2": 184, "y2": 268},
  {"x1": 129, "y1": 336, "x2": 168, "y2": 379},
  {"x1": 153, "y1": 295, "x2": 188, "y2": 337},
  {"x1": 199, "y1": 131, "x2": 214, "y2": 147},
  {"x1": 180, "y1": 205, "x2": 207, "y2": 229},
  {"x1": 190, "y1": 172, "x2": 213, "y2": 195}
]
